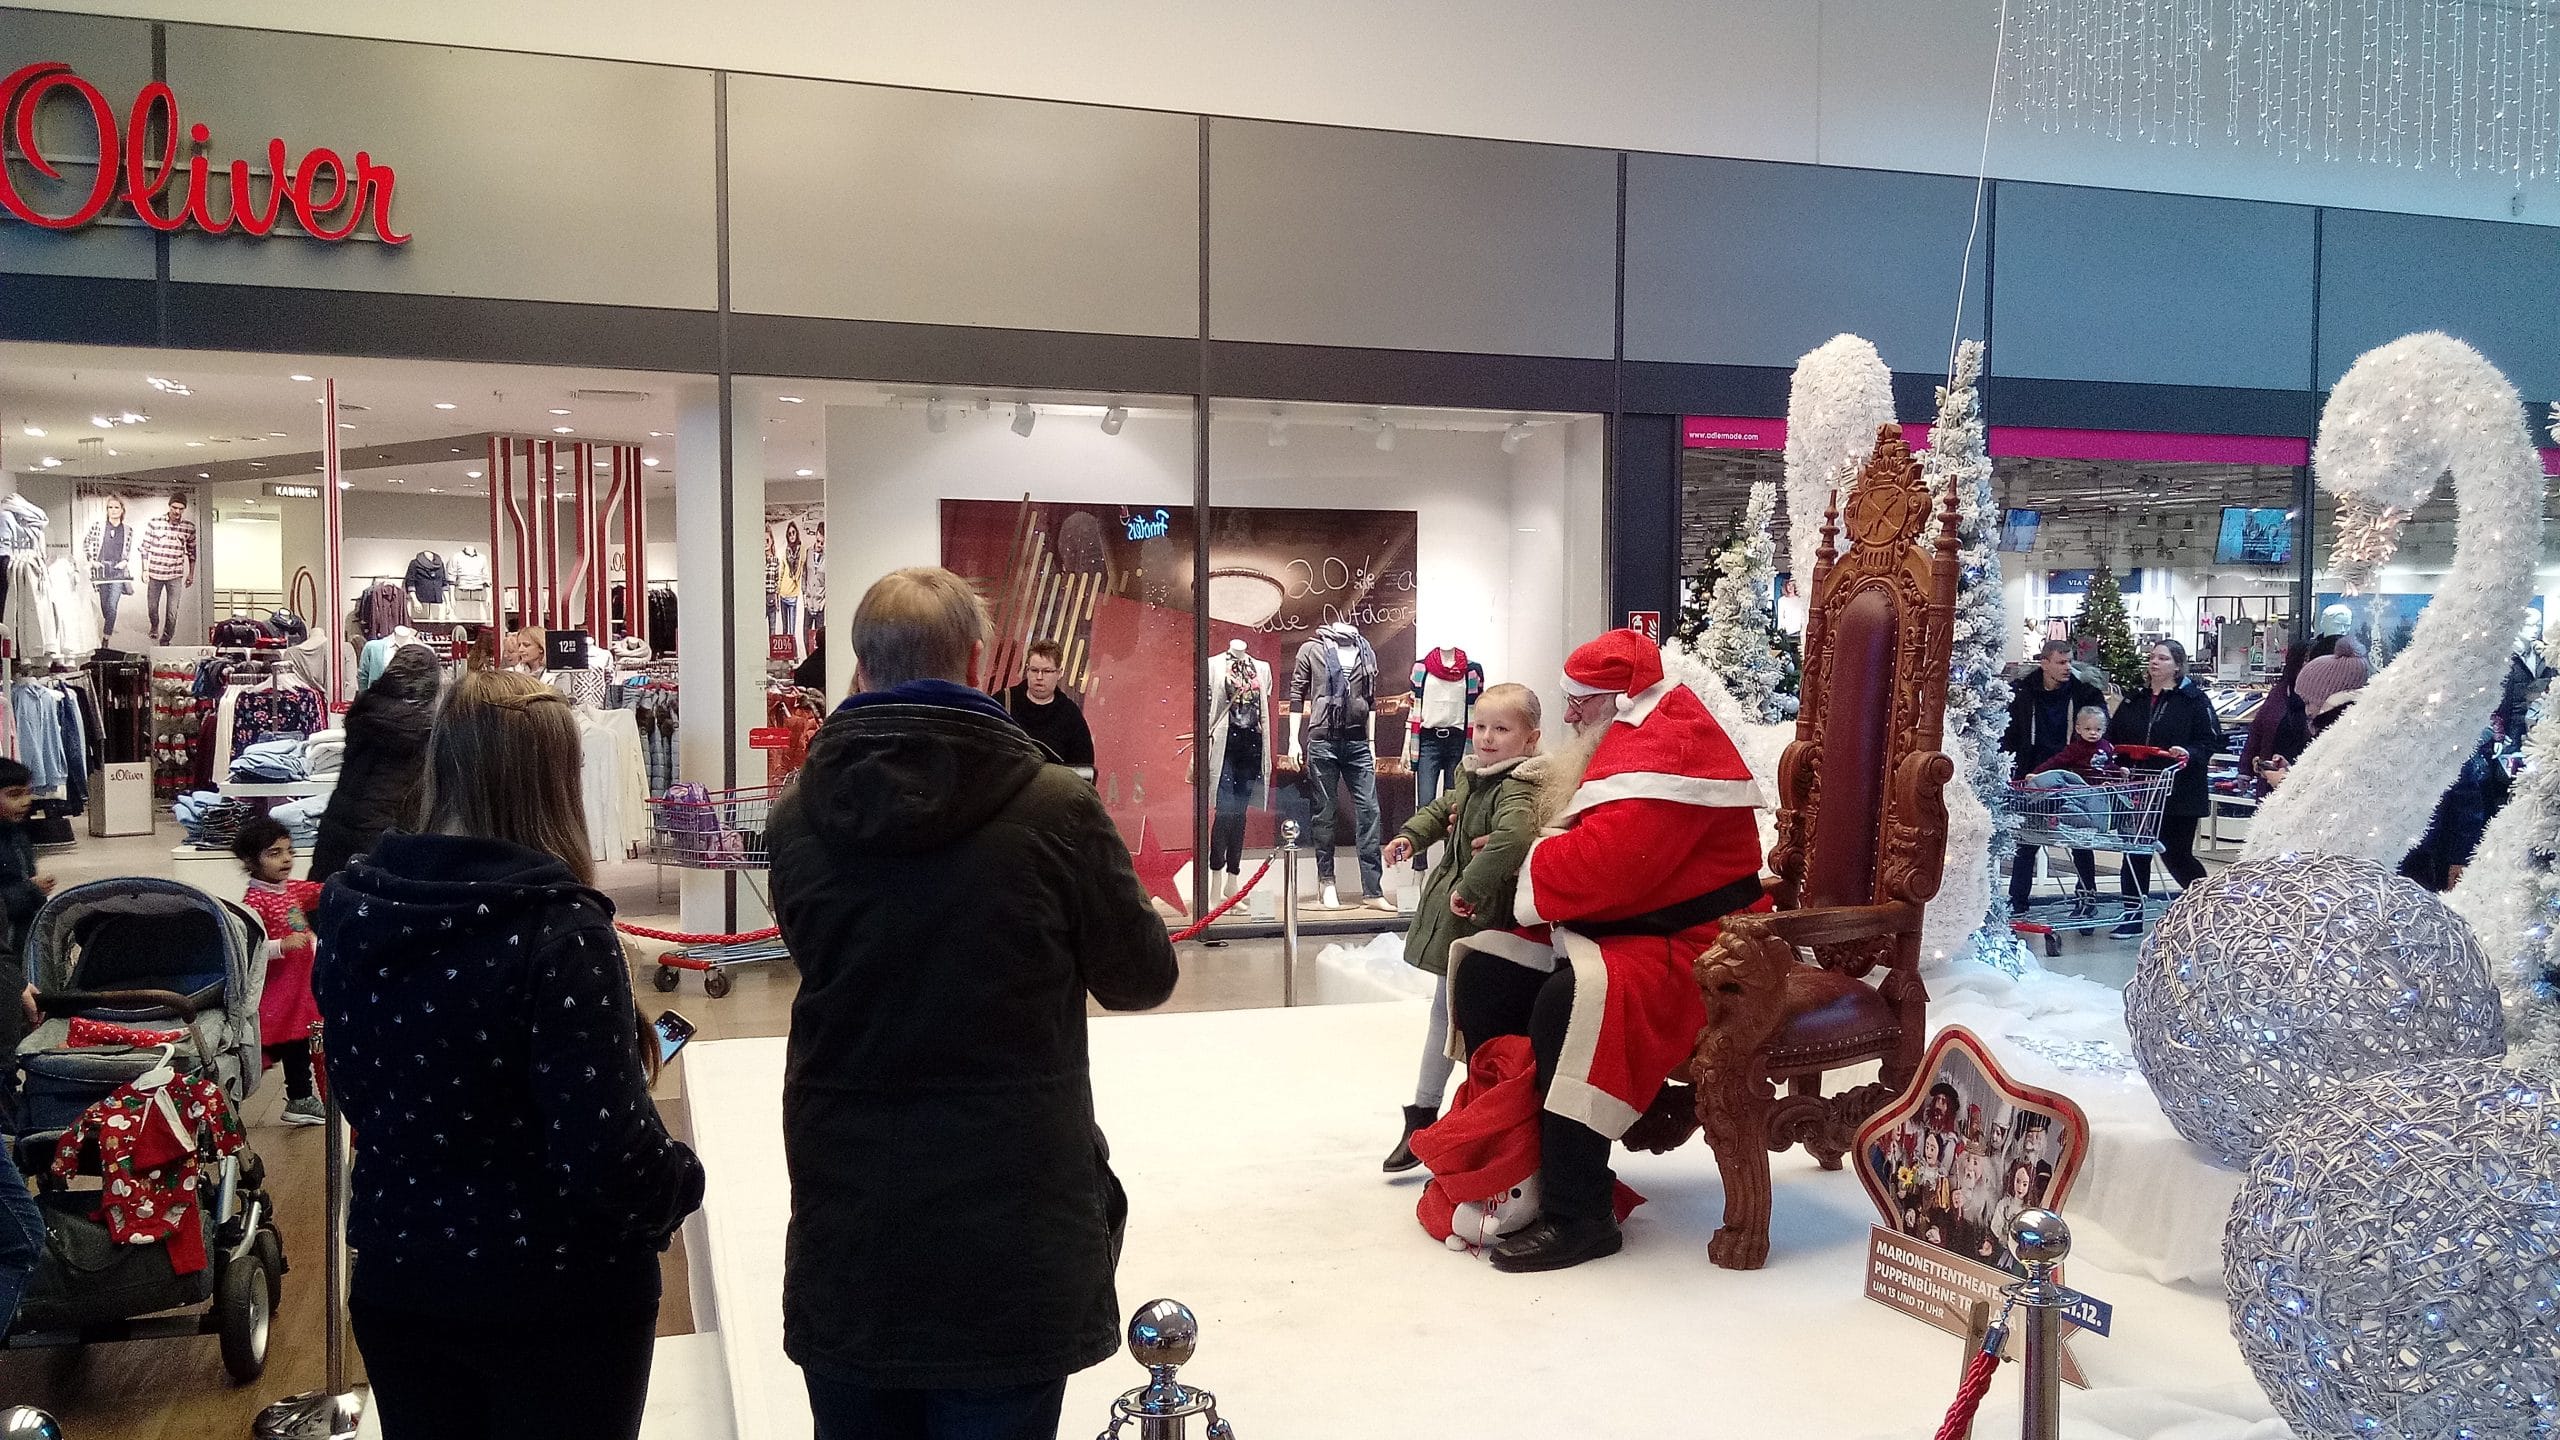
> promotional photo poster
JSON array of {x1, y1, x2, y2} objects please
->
[
  {"x1": 76, "y1": 483, "x2": 204, "y2": 649},
  {"x1": 764, "y1": 502, "x2": 825, "y2": 661}
]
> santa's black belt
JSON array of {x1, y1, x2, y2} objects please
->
[{"x1": 1569, "y1": 873, "x2": 1765, "y2": 939}]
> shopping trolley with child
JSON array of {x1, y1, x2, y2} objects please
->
[{"x1": 2006, "y1": 759, "x2": 2183, "y2": 955}]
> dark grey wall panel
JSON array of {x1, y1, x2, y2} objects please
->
[
  {"x1": 1209, "y1": 120, "x2": 1616, "y2": 358},
  {"x1": 0, "y1": 12, "x2": 156, "y2": 279},
  {"x1": 160, "y1": 30, "x2": 718, "y2": 309},
  {"x1": 728, "y1": 79, "x2": 1197, "y2": 337},
  {"x1": 1991, "y1": 183, "x2": 2315, "y2": 390},
  {"x1": 2319, "y1": 209, "x2": 2560, "y2": 397},
  {"x1": 1623, "y1": 155, "x2": 1981, "y2": 375}
]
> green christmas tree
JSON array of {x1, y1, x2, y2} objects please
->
[{"x1": 2081, "y1": 565, "x2": 2145, "y2": 695}]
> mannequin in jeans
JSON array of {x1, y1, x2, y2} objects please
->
[
  {"x1": 1288, "y1": 622, "x2": 1390, "y2": 912},
  {"x1": 1407, "y1": 646, "x2": 1485, "y2": 872}
]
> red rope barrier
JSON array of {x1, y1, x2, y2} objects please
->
[
  {"x1": 1169, "y1": 858, "x2": 1275, "y2": 943},
  {"x1": 1934, "y1": 1349, "x2": 2003, "y2": 1440},
  {"x1": 617, "y1": 922, "x2": 783, "y2": 946}
]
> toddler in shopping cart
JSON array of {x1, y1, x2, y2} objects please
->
[
  {"x1": 1376, "y1": 682, "x2": 1550, "y2": 1175},
  {"x1": 2021, "y1": 705, "x2": 2187, "y2": 838}
]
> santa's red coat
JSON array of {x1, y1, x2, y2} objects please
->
[{"x1": 1446, "y1": 679, "x2": 1768, "y2": 1139}]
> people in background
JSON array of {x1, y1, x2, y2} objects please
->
[
  {"x1": 83, "y1": 494, "x2": 135, "y2": 636},
  {"x1": 0, "y1": 758, "x2": 57, "y2": 1060},
  {"x1": 2107, "y1": 640, "x2": 2224, "y2": 940},
  {"x1": 1006, "y1": 638, "x2": 1096, "y2": 769},
  {"x1": 140, "y1": 492, "x2": 197, "y2": 646},
  {"x1": 2401, "y1": 730, "x2": 2509, "y2": 892},
  {"x1": 2236, "y1": 642, "x2": 2314, "y2": 798},
  {"x1": 769, "y1": 567, "x2": 1175, "y2": 1440},
  {"x1": 2001, "y1": 640, "x2": 2107, "y2": 916},
  {"x1": 2292, "y1": 632, "x2": 2368, "y2": 721},
  {"x1": 232, "y1": 815, "x2": 325, "y2": 1127},
  {"x1": 315, "y1": 670, "x2": 703, "y2": 1440},
  {"x1": 308, "y1": 647, "x2": 440, "y2": 885}
]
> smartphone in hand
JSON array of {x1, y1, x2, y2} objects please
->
[{"x1": 653, "y1": 1009, "x2": 697, "y2": 1066}]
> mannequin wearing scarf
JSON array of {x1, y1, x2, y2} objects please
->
[
  {"x1": 1205, "y1": 642, "x2": 1273, "y2": 900},
  {"x1": 1407, "y1": 646, "x2": 1485, "y2": 871}
]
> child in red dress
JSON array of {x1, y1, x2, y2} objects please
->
[{"x1": 233, "y1": 815, "x2": 325, "y2": 1126}]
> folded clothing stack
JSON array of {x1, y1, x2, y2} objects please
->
[
  {"x1": 270, "y1": 795, "x2": 325, "y2": 847},
  {"x1": 173, "y1": 790, "x2": 252, "y2": 847},
  {"x1": 229, "y1": 737, "x2": 310, "y2": 784},
  {"x1": 305, "y1": 728, "x2": 347, "y2": 780}
]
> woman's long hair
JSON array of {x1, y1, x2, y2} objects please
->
[
  {"x1": 2278, "y1": 641, "x2": 2311, "y2": 691},
  {"x1": 414, "y1": 669, "x2": 594, "y2": 884}
]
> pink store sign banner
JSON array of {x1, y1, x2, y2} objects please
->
[
  {"x1": 1683, "y1": 416, "x2": 2315, "y2": 468},
  {"x1": 1683, "y1": 415, "x2": 1935, "y2": 454}
]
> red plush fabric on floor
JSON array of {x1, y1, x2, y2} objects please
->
[{"x1": 1411, "y1": 1036, "x2": 1642, "y2": 1244}]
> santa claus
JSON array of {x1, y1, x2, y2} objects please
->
[{"x1": 1443, "y1": 628, "x2": 1769, "y2": 1272}]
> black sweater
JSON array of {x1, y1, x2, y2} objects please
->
[
  {"x1": 1005, "y1": 684, "x2": 1096, "y2": 768},
  {"x1": 314, "y1": 833, "x2": 704, "y2": 1317}
]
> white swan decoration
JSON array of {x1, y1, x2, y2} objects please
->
[
  {"x1": 2242, "y1": 332, "x2": 2544, "y2": 865},
  {"x1": 1782, "y1": 335, "x2": 1894, "y2": 588}
]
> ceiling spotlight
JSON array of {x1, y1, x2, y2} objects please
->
[
  {"x1": 1010, "y1": 403, "x2": 1037, "y2": 438},
  {"x1": 465, "y1": 469, "x2": 484, "y2": 479},
  {"x1": 1100, "y1": 405, "x2": 1127, "y2": 436},
  {"x1": 795, "y1": 467, "x2": 814, "y2": 477},
  {"x1": 434, "y1": 402, "x2": 457, "y2": 411},
  {"x1": 647, "y1": 430, "x2": 669, "y2": 438},
  {"x1": 146, "y1": 376, "x2": 189, "y2": 395},
  {"x1": 642, "y1": 456, "x2": 659, "y2": 468},
  {"x1": 266, "y1": 431, "x2": 287, "y2": 438},
  {"x1": 185, "y1": 440, "x2": 204, "y2": 447},
  {"x1": 289, "y1": 373, "x2": 314, "y2": 383},
  {"x1": 18, "y1": 426, "x2": 40, "y2": 438},
  {"x1": 593, "y1": 460, "x2": 610, "y2": 471},
  {"x1": 1266, "y1": 418, "x2": 1289, "y2": 447},
  {"x1": 337, "y1": 422, "x2": 354, "y2": 430},
  {"x1": 428, "y1": 487, "x2": 443, "y2": 494},
  {"x1": 248, "y1": 461, "x2": 265, "y2": 468},
  {"x1": 1374, "y1": 422, "x2": 1397, "y2": 453},
  {"x1": 778, "y1": 395, "x2": 804, "y2": 404},
  {"x1": 336, "y1": 480, "x2": 352, "y2": 490},
  {"x1": 197, "y1": 471, "x2": 209, "y2": 479},
  {"x1": 548, "y1": 408, "x2": 572, "y2": 416},
  {"x1": 38, "y1": 457, "x2": 59, "y2": 468},
  {"x1": 552, "y1": 426, "x2": 574, "y2": 434},
  {"x1": 105, "y1": 448, "x2": 118, "y2": 458},
  {"x1": 924, "y1": 397, "x2": 948, "y2": 434},
  {"x1": 1501, "y1": 422, "x2": 1532, "y2": 454}
]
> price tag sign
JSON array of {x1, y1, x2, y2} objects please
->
[
  {"x1": 748, "y1": 727, "x2": 793, "y2": 751},
  {"x1": 2058, "y1": 1286, "x2": 2113, "y2": 1338}
]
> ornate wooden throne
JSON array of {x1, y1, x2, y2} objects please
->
[{"x1": 1635, "y1": 424, "x2": 1960, "y2": 1270}]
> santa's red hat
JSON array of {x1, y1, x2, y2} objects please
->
[{"x1": 1561, "y1": 629, "x2": 1667, "y2": 699}]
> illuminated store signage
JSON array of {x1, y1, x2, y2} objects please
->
[
  {"x1": 0, "y1": 61, "x2": 411, "y2": 244},
  {"x1": 264, "y1": 483, "x2": 322, "y2": 499}
]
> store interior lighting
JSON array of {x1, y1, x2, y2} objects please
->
[
  {"x1": 1501, "y1": 422, "x2": 1531, "y2": 454},
  {"x1": 924, "y1": 397, "x2": 947, "y2": 433},
  {"x1": 1100, "y1": 405, "x2": 1126, "y2": 436},
  {"x1": 1010, "y1": 403, "x2": 1037, "y2": 438}
]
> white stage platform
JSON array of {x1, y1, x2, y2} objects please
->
[{"x1": 684, "y1": 999, "x2": 2291, "y2": 1440}]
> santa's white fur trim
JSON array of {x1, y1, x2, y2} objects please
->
[
  {"x1": 1450, "y1": 929, "x2": 1559, "y2": 971},
  {"x1": 1516, "y1": 835, "x2": 1550, "y2": 925},
  {"x1": 1617, "y1": 677, "x2": 1677, "y2": 725},
  {"x1": 1544, "y1": 928, "x2": 1643, "y2": 1140},
  {"x1": 1559, "y1": 771, "x2": 1766, "y2": 821}
]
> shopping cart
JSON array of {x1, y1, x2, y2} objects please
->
[
  {"x1": 636, "y1": 783, "x2": 789, "y2": 999},
  {"x1": 2005, "y1": 761, "x2": 2182, "y2": 956}
]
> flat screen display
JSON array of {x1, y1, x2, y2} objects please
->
[
  {"x1": 1998, "y1": 508, "x2": 2041, "y2": 553},
  {"x1": 2216, "y1": 508, "x2": 2292, "y2": 565}
]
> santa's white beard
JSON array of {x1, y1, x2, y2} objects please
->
[{"x1": 1537, "y1": 728, "x2": 1604, "y2": 824}]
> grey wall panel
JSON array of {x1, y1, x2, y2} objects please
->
[
  {"x1": 1623, "y1": 156, "x2": 1981, "y2": 376},
  {"x1": 2319, "y1": 209, "x2": 2560, "y2": 398},
  {"x1": 160, "y1": 30, "x2": 717, "y2": 309},
  {"x1": 0, "y1": 10, "x2": 157, "y2": 279},
  {"x1": 1209, "y1": 120, "x2": 1616, "y2": 358},
  {"x1": 1991, "y1": 183, "x2": 2315, "y2": 390},
  {"x1": 728, "y1": 78, "x2": 1197, "y2": 337}
]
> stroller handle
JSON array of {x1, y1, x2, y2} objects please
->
[{"x1": 34, "y1": 988, "x2": 202, "y2": 1021}]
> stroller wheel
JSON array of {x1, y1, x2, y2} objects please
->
[
  {"x1": 703, "y1": 968, "x2": 734, "y2": 1000},
  {"x1": 253, "y1": 1225, "x2": 287, "y2": 1311},
  {"x1": 652, "y1": 966, "x2": 681, "y2": 993},
  {"x1": 217, "y1": 1248, "x2": 272, "y2": 1384}
]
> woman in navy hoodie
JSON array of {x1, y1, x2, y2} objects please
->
[{"x1": 315, "y1": 669, "x2": 704, "y2": 1440}]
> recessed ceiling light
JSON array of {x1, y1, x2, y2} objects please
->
[
  {"x1": 338, "y1": 423, "x2": 354, "y2": 430},
  {"x1": 185, "y1": 440, "x2": 204, "y2": 447},
  {"x1": 17, "y1": 426, "x2": 40, "y2": 438},
  {"x1": 387, "y1": 477, "x2": 404, "y2": 484},
  {"x1": 105, "y1": 448, "x2": 118, "y2": 457},
  {"x1": 249, "y1": 461, "x2": 266, "y2": 468},
  {"x1": 289, "y1": 374, "x2": 314, "y2": 382},
  {"x1": 428, "y1": 487, "x2": 442, "y2": 494},
  {"x1": 641, "y1": 456, "x2": 658, "y2": 468},
  {"x1": 39, "y1": 457, "x2": 60, "y2": 468},
  {"x1": 433, "y1": 402, "x2": 457, "y2": 411},
  {"x1": 778, "y1": 396, "x2": 804, "y2": 404},
  {"x1": 465, "y1": 470, "x2": 483, "y2": 479},
  {"x1": 266, "y1": 431, "x2": 287, "y2": 438},
  {"x1": 552, "y1": 426, "x2": 573, "y2": 434},
  {"x1": 795, "y1": 468, "x2": 814, "y2": 477},
  {"x1": 547, "y1": 408, "x2": 571, "y2": 416},
  {"x1": 337, "y1": 480, "x2": 352, "y2": 490},
  {"x1": 197, "y1": 471, "x2": 209, "y2": 479},
  {"x1": 594, "y1": 460, "x2": 609, "y2": 471},
  {"x1": 146, "y1": 376, "x2": 190, "y2": 396},
  {"x1": 449, "y1": 448, "x2": 463, "y2": 455},
  {"x1": 312, "y1": 465, "x2": 324, "y2": 471}
]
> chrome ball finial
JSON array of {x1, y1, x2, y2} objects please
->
[
  {"x1": 2007, "y1": 1209, "x2": 2072, "y2": 1267},
  {"x1": 1278, "y1": 819, "x2": 1300, "y2": 848},
  {"x1": 0, "y1": 1408, "x2": 63, "y2": 1440},
  {"x1": 1127, "y1": 1298, "x2": 1199, "y2": 1370}
]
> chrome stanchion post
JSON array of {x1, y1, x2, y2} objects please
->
[
  {"x1": 255, "y1": 1023, "x2": 363, "y2": 1440},
  {"x1": 1096, "y1": 1299, "x2": 1235, "y2": 1440},
  {"x1": 2006, "y1": 1208, "x2": 2071, "y2": 1440},
  {"x1": 1277, "y1": 821, "x2": 1300, "y2": 1009}
]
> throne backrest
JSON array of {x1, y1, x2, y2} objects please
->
[{"x1": 1768, "y1": 425, "x2": 1961, "y2": 912}]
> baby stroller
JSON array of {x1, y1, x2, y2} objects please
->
[{"x1": 2, "y1": 878, "x2": 286, "y2": 1383}]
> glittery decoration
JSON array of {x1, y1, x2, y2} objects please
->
[
  {"x1": 2227, "y1": 1059, "x2": 2560, "y2": 1439},
  {"x1": 2002, "y1": 1034, "x2": 2141, "y2": 1079},
  {"x1": 1781, "y1": 335, "x2": 1892, "y2": 591},
  {"x1": 2325, "y1": 492, "x2": 2410, "y2": 596},
  {"x1": 2127, "y1": 852, "x2": 2507, "y2": 1168}
]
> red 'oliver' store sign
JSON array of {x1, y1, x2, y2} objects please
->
[{"x1": 0, "y1": 61, "x2": 410, "y2": 244}]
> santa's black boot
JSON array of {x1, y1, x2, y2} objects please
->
[
  {"x1": 1382, "y1": 1104, "x2": 1437, "y2": 1173},
  {"x1": 1491, "y1": 1113, "x2": 1624, "y2": 1272}
]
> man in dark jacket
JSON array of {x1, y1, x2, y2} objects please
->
[
  {"x1": 308, "y1": 647, "x2": 439, "y2": 884},
  {"x1": 2001, "y1": 641, "x2": 2107, "y2": 914},
  {"x1": 770, "y1": 566, "x2": 1178, "y2": 1440}
]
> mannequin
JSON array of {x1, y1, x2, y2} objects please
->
[
  {"x1": 451, "y1": 544, "x2": 490, "y2": 622},
  {"x1": 1406, "y1": 644, "x2": 1485, "y2": 872},
  {"x1": 1288, "y1": 620, "x2": 1389, "y2": 912},
  {"x1": 1205, "y1": 639, "x2": 1273, "y2": 902},
  {"x1": 2497, "y1": 607, "x2": 2548, "y2": 742},
  {"x1": 357, "y1": 623, "x2": 423, "y2": 692}
]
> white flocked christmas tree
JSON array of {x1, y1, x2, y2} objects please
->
[
  {"x1": 1696, "y1": 482, "x2": 1795, "y2": 724},
  {"x1": 1920, "y1": 341, "x2": 2026, "y2": 973}
]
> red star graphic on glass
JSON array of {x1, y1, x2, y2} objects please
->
[{"x1": 1128, "y1": 818, "x2": 1193, "y2": 912}]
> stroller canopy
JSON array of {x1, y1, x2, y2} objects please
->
[{"x1": 23, "y1": 878, "x2": 265, "y2": 1017}]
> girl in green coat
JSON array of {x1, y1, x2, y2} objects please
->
[{"x1": 1380, "y1": 684, "x2": 1550, "y2": 1172}]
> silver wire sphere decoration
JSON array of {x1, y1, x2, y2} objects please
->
[
  {"x1": 2226, "y1": 1059, "x2": 2560, "y2": 1439},
  {"x1": 2126, "y1": 852, "x2": 2507, "y2": 1167}
]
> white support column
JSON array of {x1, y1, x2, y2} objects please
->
[
  {"x1": 821, "y1": 403, "x2": 862, "y2": 703},
  {"x1": 674, "y1": 380, "x2": 768, "y2": 933}
]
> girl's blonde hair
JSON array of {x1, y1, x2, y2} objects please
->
[{"x1": 414, "y1": 669, "x2": 595, "y2": 885}]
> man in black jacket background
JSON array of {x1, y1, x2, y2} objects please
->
[
  {"x1": 769, "y1": 566, "x2": 1178, "y2": 1440},
  {"x1": 2001, "y1": 640, "x2": 2108, "y2": 916}
]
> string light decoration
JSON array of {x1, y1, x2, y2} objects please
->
[{"x1": 1998, "y1": 0, "x2": 2560, "y2": 183}]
